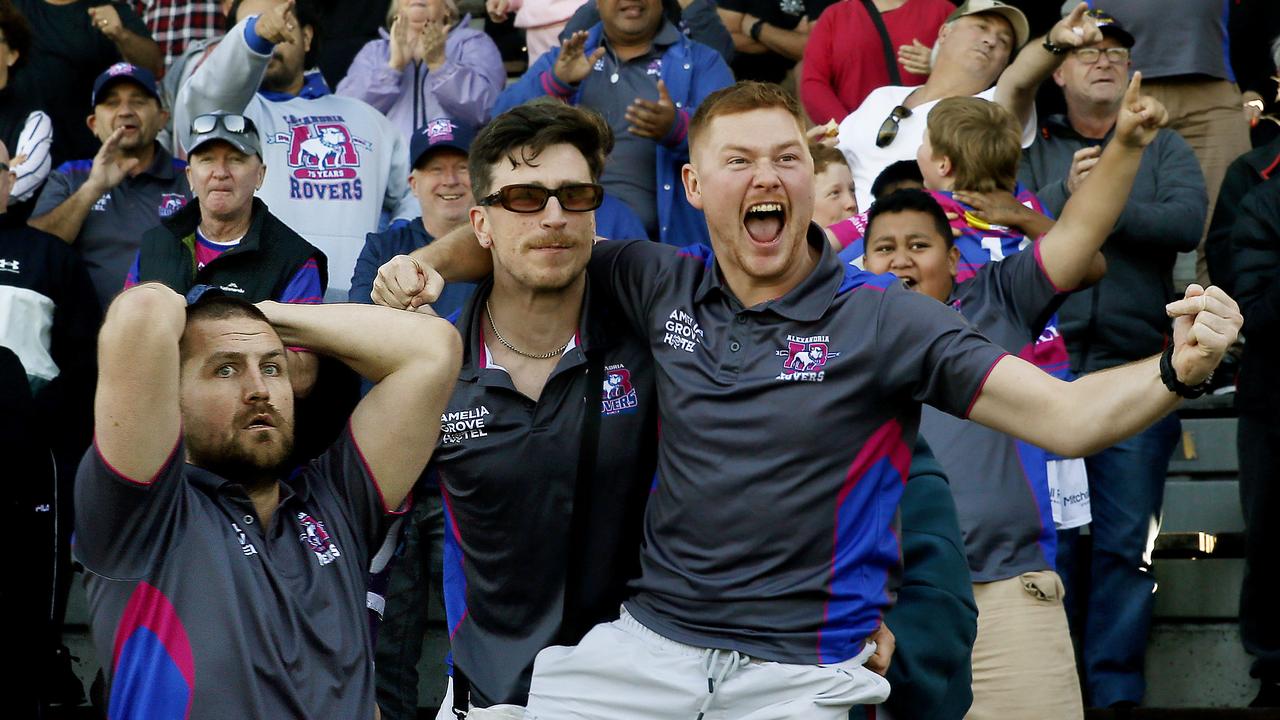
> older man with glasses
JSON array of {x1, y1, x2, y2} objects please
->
[
  {"x1": 1016, "y1": 10, "x2": 1207, "y2": 711},
  {"x1": 837, "y1": 1, "x2": 1105, "y2": 212}
]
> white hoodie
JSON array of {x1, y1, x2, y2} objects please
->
[{"x1": 176, "y1": 16, "x2": 418, "y2": 298}]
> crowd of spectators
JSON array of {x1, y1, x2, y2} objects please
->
[{"x1": 1, "y1": 0, "x2": 1278, "y2": 716}]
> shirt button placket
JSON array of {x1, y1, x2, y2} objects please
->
[{"x1": 717, "y1": 314, "x2": 747, "y2": 382}]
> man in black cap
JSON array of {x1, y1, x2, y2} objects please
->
[
  {"x1": 29, "y1": 62, "x2": 190, "y2": 310},
  {"x1": 1017, "y1": 10, "x2": 1208, "y2": 710},
  {"x1": 125, "y1": 111, "x2": 326, "y2": 396}
]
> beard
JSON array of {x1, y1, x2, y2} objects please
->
[
  {"x1": 260, "y1": 54, "x2": 301, "y2": 93},
  {"x1": 185, "y1": 404, "x2": 296, "y2": 489}
]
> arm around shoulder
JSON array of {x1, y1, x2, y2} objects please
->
[{"x1": 256, "y1": 301, "x2": 462, "y2": 510}]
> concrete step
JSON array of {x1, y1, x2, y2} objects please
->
[{"x1": 1144, "y1": 622, "x2": 1259, "y2": 709}]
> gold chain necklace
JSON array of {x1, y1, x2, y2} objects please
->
[{"x1": 484, "y1": 301, "x2": 570, "y2": 360}]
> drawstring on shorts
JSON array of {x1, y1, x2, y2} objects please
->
[{"x1": 695, "y1": 648, "x2": 751, "y2": 719}]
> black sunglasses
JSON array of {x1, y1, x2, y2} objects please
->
[
  {"x1": 191, "y1": 113, "x2": 254, "y2": 136},
  {"x1": 478, "y1": 183, "x2": 605, "y2": 213},
  {"x1": 875, "y1": 105, "x2": 912, "y2": 149}
]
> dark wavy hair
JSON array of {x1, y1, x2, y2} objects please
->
[
  {"x1": 468, "y1": 99, "x2": 613, "y2": 199},
  {"x1": 0, "y1": 0, "x2": 32, "y2": 72}
]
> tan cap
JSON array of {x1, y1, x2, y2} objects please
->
[{"x1": 945, "y1": 0, "x2": 1031, "y2": 49}]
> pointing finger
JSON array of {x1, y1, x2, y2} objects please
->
[{"x1": 1123, "y1": 71, "x2": 1143, "y2": 109}]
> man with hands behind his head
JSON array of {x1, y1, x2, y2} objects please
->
[{"x1": 75, "y1": 281, "x2": 459, "y2": 718}]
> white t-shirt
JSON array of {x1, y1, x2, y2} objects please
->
[{"x1": 837, "y1": 85, "x2": 1037, "y2": 211}]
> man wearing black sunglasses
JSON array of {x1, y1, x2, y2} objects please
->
[{"x1": 372, "y1": 100, "x2": 658, "y2": 718}]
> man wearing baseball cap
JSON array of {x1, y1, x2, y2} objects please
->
[
  {"x1": 1017, "y1": 9, "x2": 1207, "y2": 710},
  {"x1": 836, "y1": 1, "x2": 1104, "y2": 212},
  {"x1": 125, "y1": 111, "x2": 327, "y2": 397},
  {"x1": 352, "y1": 117, "x2": 478, "y2": 321},
  {"x1": 29, "y1": 62, "x2": 190, "y2": 310}
]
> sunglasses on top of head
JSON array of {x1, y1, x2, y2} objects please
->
[{"x1": 190, "y1": 113, "x2": 254, "y2": 136}]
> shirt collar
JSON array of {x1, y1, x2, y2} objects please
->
[
  {"x1": 694, "y1": 223, "x2": 845, "y2": 321},
  {"x1": 138, "y1": 143, "x2": 180, "y2": 180},
  {"x1": 600, "y1": 19, "x2": 681, "y2": 56},
  {"x1": 456, "y1": 275, "x2": 620, "y2": 382},
  {"x1": 1045, "y1": 113, "x2": 1113, "y2": 143},
  {"x1": 185, "y1": 461, "x2": 305, "y2": 506}
]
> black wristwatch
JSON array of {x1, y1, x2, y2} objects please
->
[
  {"x1": 749, "y1": 18, "x2": 766, "y2": 41},
  {"x1": 1042, "y1": 36, "x2": 1068, "y2": 55},
  {"x1": 1159, "y1": 344, "x2": 1213, "y2": 399}
]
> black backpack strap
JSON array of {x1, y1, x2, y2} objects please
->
[
  {"x1": 558, "y1": 351, "x2": 605, "y2": 644},
  {"x1": 452, "y1": 665, "x2": 471, "y2": 718},
  {"x1": 860, "y1": 0, "x2": 903, "y2": 85}
]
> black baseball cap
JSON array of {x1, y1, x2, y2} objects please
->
[
  {"x1": 410, "y1": 118, "x2": 475, "y2": 168},
  {"x1": 1085, "y1": 9, "x2": 1135, "y2": 49},
  {"x1": 92, "y1": 62, "x2": 161, "y2": 107}
]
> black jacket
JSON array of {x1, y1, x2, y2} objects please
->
[
  {"x1": 0, "y1": 213, "x2": 100, "y2": 471},
  {"x1": 1230, "y1": 176, "x2": 1280, "y2": 414},
  {"x1": 136, "y1": 196, "x2": 327, "y2": 301},
  {"x1": 1207, "y1": 134, "x2": 1280, "y2": 296},
  {"x1": 1019, "y1": 114, "x2": 1207, "y2": 373}
]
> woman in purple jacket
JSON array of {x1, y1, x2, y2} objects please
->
[{"x1": 336, "y1": 0, "x2": 506, "y2": 145}]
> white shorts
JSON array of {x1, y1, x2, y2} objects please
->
[
  {"x1": 521, "y1": 608, "x2": 891, "y2": 719},
  {"x1": 434, "y1": 677, "x2": 529, "y2": 719}
]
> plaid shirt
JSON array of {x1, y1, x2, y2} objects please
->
[{"x1": 129, "y1": 0, "x2": 224, "y2": 70}]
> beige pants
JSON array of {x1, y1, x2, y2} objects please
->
[
  {"x1": 1142, "y1": 78, "x2": 1252, "y2": 288},
  {"x1": 967, "y1": 571, "x2": 1083, "y2": 720}
]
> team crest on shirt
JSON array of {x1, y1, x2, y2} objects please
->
[
  {"x1": 601, "y1": 364, "x2": 638, "y2": 416},
  {"x1": 157, "y1": 193, "x2": 187, "y2": 217},
  {"x1": 295, "y1": 512, "x2": 342, "y2": 566},
  {"x1": 774, "y1": 335, "x2": 840, "y2": 382},
  {"x1": 645, "y1": 58, "x2": 662, "y2": 77},
  {"x1": 269, "y1": 115, "x2": 372, "y2": 201}
]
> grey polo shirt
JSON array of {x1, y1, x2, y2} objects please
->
[
  {"x1": 74, "y1": 428, "x2": 401, "y2": 718},
  {"x1": 578, "y1": 22, "x2": 682, "y2": 238},
  {"x1": 589, "y1": 227, "x2": 1007, "y2": 664},
  {"x1": 32, "y1": 144, "x2": 190, "y2": 310},
  {"x1": 919, "y1": 244, "x2": 1064, "y2": 583},
  {"x1": 436, "y1": 278, "x2": 658, "y2": 707}
]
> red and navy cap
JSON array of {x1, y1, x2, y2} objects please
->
[
  {"x1": 91, "y1": 62, "x2": 161, "y2": 107},
  {"x1": 410, "y1": 118, "x2": 475, "y2": 168}
]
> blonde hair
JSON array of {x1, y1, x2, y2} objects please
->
[
  {"x1": 810, "y1": 142, "x2": 849, "y2": 176},
  {"x1": 925, "y1": 97, "x2": 1021, "y2": 193},
  {"x1": 385, "y1": 0, "x2": 459, "y2": 28}
]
